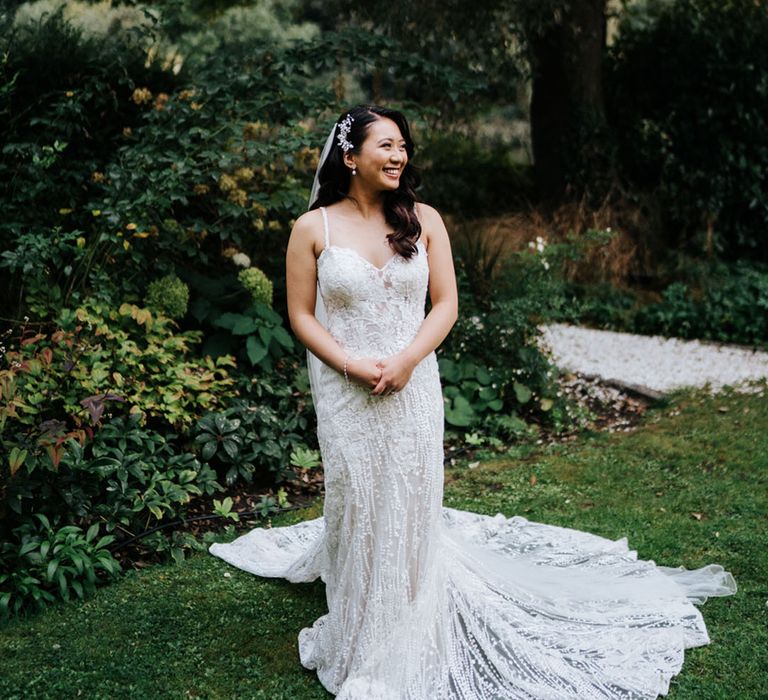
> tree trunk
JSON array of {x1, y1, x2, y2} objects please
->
[{"x1": 527, "y1": 0, "x2": 607, "y2": 201}]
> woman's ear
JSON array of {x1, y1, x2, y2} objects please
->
[{"x1": 343, "y1": 152, "x2": 356, "y2": 172}]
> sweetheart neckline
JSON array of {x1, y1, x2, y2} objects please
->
[{"x1": 317, "y1": 239, "x2": 426, "y2": 273}]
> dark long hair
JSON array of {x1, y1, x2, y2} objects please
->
[{"x1": 310, "y1": 104, "x2": 422, "y2": 260}]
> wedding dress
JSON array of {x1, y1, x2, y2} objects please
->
[{"x1": 209, "y1": 206, "x2": 736, "y2": 699}]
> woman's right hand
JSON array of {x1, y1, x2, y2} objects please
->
[{"x1": 346, "y1": 357, "x2": 383, "y2": 390}]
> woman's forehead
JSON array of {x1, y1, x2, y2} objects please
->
[{"x1": 365, "y1": 117, "x2": 404, "y2": 142}]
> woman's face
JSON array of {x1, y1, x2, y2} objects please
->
[{"x1": 347, "y1": 117, "x2": 408, "y2": 192}]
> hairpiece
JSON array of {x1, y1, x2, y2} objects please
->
[{"x1": 336, "y1": 114, "x2": 355, "y2": 152}]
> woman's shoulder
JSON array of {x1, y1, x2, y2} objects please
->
[
  {"x1": 415, "y1": 203, "x2": 448, "y2": 249},
  {"x1": 415, "y1": 201, "x2": 441, "y2": 219},
  {"x1": 289, "y1": 209, "x2": 325, "y2": 257},
  {"x1": 293, "y1": 208, "x2": 324, "y2": 230}
]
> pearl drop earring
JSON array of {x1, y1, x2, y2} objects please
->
[{"x1": 352, "y1": 167, "x2": 357, "y2": 176}]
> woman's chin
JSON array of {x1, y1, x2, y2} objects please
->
[{"x1": 380, "y1": 177, "x2": 401, "y2": 190}]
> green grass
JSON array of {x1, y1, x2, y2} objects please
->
[{"x1": 1, "y1": 385, "x2": 766, "y2": 699}]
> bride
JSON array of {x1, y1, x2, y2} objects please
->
[{"x1": 209, "y1": 104, "x2": 736, "y2": 699}]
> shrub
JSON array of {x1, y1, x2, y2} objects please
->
[
  {"x1": 439, "y1": 232, "x2": 587, "y2": 437},
  {"x1": 560, "y1": 260, "x2": 768, "y2": 348},
  {"x1": 607, "y1": 0, "x2": 768, "y2": 261},
  {"x1": 0, "y1": 514, "x2": 121, "y2": 619}
]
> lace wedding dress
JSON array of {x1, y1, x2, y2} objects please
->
[{"x1": 209, "y1": 206, "x2": 736, "y2": 699}]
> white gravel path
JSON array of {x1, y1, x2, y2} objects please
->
[{"x1": 537, "y1": 323, "x2": 768, "y2": 396}]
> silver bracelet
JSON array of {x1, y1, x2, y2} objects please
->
[{"x1": 343, "y1": 355, "x2": 350, "y2": 384}]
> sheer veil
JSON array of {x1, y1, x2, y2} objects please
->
[{"x1": 304, "y1": 124, "x2": 337, "y2": 417}]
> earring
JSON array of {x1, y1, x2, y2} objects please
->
[{"x1": 351, "y1": 167, "x2": 357, "y2": 176}]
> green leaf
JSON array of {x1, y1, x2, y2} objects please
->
[
  {"x1": 72, "y1": 580, "x2": 84, "y2": 599},
  {"x1": 222, "y1": 439, "x2": 240, "y2": 460},
  {"x1": 47, "y1": 559, "x2": 59, "y2": 582},
  {"x1": 445, "y1": 394, "x2": 477, "y2": 427},
  {"x1": 272, "y1": 326, "x2": 294, "y2": 349},
  {"x1": 232, "y1": 316, "x2": 259, "y2": 335},
  {"x1": 19, "y1": 541, "x2": 39, "y2": 556},
  {"x1": 246, "y1": 335, "x2": 268, "y2": 365},
  {"x1": 34, "y1": 513, "x2": 51, "y2": 530},
  {"x1": 475, "y1": 366, "x2": 491, "y2": 384},
  {"x1": 202, "y1": 441, "x2": 217, "y2": 461},
  {"x1": 438, "y1": 358, "x2": 460, "y2": 383},
  {"x1": 513, "y1": 381, "x2": 532, "y2": 404},
  {"x1": 86, "y1": 523, "x2": 100, "y2": 543},
  {"x1": 478, "y1": 386, "x2": 497, "y2": 401}
]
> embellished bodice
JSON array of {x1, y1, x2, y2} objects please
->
[{"x1": 316, "y1": 207, "x2": 430, "y2": 359}]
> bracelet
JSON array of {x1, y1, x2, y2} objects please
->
[{"x1": 343, "y1": 355, "x2": 350, "y2": 384}]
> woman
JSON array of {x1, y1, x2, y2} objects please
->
[{"x1": 210, "y1": 105, "x2": 736, "y2": 699}]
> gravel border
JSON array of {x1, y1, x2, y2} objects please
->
[{"x1": 537, "y1": 323, "x2": 768, "y2": 397}]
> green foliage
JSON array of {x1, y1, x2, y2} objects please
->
[
  {"x1": 0, "y1": 302, "x2": 235, "y2": 437},
  {"x1": 561, "y1": 260, "x2": 768, "y2": 347},
  {"x1": 0, "y1": 6, "x2": 169, "y2": 312},
  {"x1": 68, "y1": 301, "x2": 236, "y2": 428},
  {"x1": 194, "y1": 396, "x2": 308, "y2": 485},
  {"x1": 419, "y1": 132, "x2": 534, "y2": 217},
  {"x1": 145, "y1": 274, "x2": 190, "y2": 320},
  {"x1": 208, "y1": 302, "x2": 294, "y2": 372},
  {"x1": 607, "y1": 0, "x2": 768, "y2": 261},
  {"x1": 0, "y1": 410, "x2": 225, "y2": 616},
  {"x1": 440, "y1": 234, "x2": 588, "y2": 437},
  {"x1": 633, "y1": 262, "x2": 768, "y2": 345},
  {"x1": 0, "y1": 514, "x2": 121, "y2": 619},
  {"x1": 238, "y1": 267, "x2": 274, "y2": 307}
]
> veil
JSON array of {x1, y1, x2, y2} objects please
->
[{"x1": 305, "y1": 124, "x2": 338, "y2": 417}]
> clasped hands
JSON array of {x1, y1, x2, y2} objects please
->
[{"x1": 347, "y1": 351, "x2": 417, "y2": 396}]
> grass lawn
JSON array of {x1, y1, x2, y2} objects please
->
[{"x1": 1, "y1": 384, "x2": 766, "y2": 699}]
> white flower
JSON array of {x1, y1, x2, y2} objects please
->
[
  {"x1": 469, "y1": 315, "x2": 484, "y2": 330},
  {"x1": 542, "y1": 259, "x2": 550, "y2": 270},
  {"x1": 232, "y1": 252, "x2": 251, "y2": 268}
]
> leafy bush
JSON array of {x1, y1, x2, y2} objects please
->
[
  {"x1": 419, "y1": 132, "x2": 534, "y2": 218},
  {"x1": 195, "y1": 395, "x2": 309, "y2": 487},
  {"x1": 0, "y1": 302, "x2": 236, "y2": 437},
  {"x1": 0, "y1": 514, "x2": 121, "y2": 619},
  {"x1": 439, "y1": 233, "x2": 586, "y2": 437},
  {"x1": 633, "y1": 262, "x2": 768, "y2": 345},
  {"x1": 560, "y1": 260, "x2": 768, "y2": 347},
  {"x1": 607, "y1": 0, "x2": 768, "y2": 261},
  {"x1": 0, "y1": 410, "x2": 225, "y2": 616}
]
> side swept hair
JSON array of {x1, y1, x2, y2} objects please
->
[{"x1": 310, "y1": 104, "x2": 422, "y2": 259}]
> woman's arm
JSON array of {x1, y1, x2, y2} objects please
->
[
  {"x1": 286, "y1": 210, "x2": 382, "y2": 388},
  {"x1": 372, "y1": 203, "x2": 458, "y2": 394}
]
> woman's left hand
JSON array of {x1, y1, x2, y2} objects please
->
[{"x1": 371, "y1": 351, "x2": 417, "y2": 396}]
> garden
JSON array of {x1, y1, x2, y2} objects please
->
[{"x1": 1, "y1": 1, "x2": 767, "y2": 697}]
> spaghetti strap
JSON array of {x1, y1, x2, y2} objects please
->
[{"x1": 320, "y1": 206, "x2": 330, "y2": 250}]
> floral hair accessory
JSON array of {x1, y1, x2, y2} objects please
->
[{"x1": 336, "y1": 114, "x2": 355, "y2": 152}]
